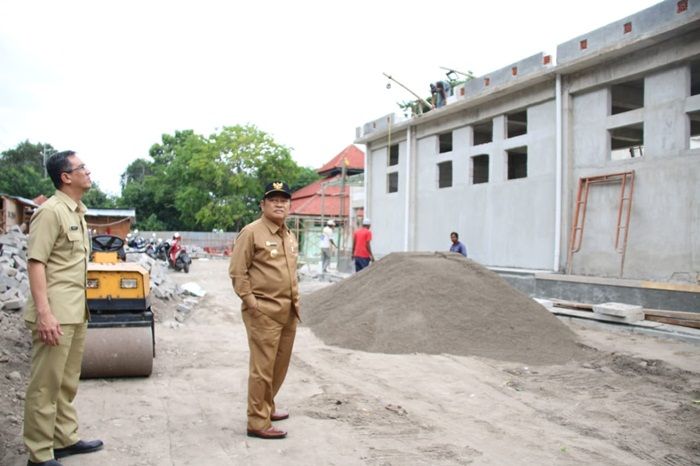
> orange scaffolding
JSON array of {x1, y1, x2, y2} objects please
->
[{"x1": 567, "y1": 170, "x2": 635, "y2": 277}]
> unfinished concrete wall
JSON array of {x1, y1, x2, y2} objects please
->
[
  {"x1": 358, "y1": 0, "x2": 700, "y2": 282},
  {"x1": 363, "y1": 81, "x2": 558, "y2": 268},
  {"x1": 367, "y1": 142, "x2": 406, "y2": 255},
  {"x1": 568, "y1": 58, "x2": 700, "y2": 281},
  {"x1": 406, "y1": 97, "x2": 557, "y2": 269}
]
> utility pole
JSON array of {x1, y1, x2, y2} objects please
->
[
  {"x1": 41, "y1": 146, "x2": 53, "y2": 178},
  {"x1": 337, "y1": 160, "x2": 347, "y2": 268}
]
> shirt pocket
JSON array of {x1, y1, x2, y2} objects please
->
[{"x1": 66, "y1": 229, "x2": 84, "y2": 253}]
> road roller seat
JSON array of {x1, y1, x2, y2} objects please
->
[{"x1": 91, "y1": 234, "x2": 126, "y2": 263}]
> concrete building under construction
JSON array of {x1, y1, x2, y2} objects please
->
[{"x1": 355, "y1": 0, "x2": 699, "y2": 310}]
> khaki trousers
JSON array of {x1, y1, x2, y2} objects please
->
[
  {"x1": 242, "y1": 308, "x2": 297, "y2": 430},
  {"x1": 24, "y1": 322, "x2": 87, "y2": 462}
]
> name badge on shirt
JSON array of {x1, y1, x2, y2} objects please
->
[
  {"x1": 266, "y1": 241, "x2": 277, "y2": 247},
  {"x1": 70, "y1": 225, "x2": 79, "y2": 231}
]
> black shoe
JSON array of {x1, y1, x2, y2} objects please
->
[
  {"x1": 27, "y1": 460, "x2": 62, "y2": 466},
  {"x1": 54, "y1": 439, "x2": 104, "y2": 459}
]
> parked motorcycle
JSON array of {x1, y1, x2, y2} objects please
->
[
  {"x1": 168, "y1": 233, "x2": 191, "y2": 273},
  {"x1": 126, "y1": 230, "x2": 147, "y2": 252},
  {"x1": 153, "y1": 239, "x2": 170, "y2": 262}
]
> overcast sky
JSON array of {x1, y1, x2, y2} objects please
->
[{"x1": 1, "y1": 0, "x2": 659, "y2": 194}]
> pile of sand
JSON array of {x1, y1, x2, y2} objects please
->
[{"x1": 302, "y1": 252, "x2": 581, "y2": 365}]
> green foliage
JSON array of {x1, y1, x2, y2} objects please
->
[
  {"x1": 137, "y1": 213, "x2": 167, "y2": 231},
  {"x1": 4, "y1": 127, "x2": 320, "y2": 232},
  {"x1": 120, "y1": 125, "x2": 320, "y2": 232},
  {"x1": 120, "y1": 158, "x2": 152, "y2": 189},
  {"x1": 0, "y1": 141, "x2": 55, "y2": 198},
  {"x1": 82, "y1": 182, "x2": 117, "y2": 209}
]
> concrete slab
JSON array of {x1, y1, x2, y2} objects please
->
[{"x1": 593, "y1": 302, "x2": 644, "y2": 320}]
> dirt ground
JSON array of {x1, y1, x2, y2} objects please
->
[{"x1": 2, "y1": 258, "x2": 699, "y2": 465}]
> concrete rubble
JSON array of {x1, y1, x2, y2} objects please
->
[
  {"x1": 0, "y1": 227, "x2": 200, "y2": 321},
  {"x1": 0, "y1": 226, "x2": 30, "y2": 312}
]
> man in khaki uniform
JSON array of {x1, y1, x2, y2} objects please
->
[
  {"x1": 229, "y1": 181, "x2": 300, "y2": 439},
  {"x1": 24, "y1": 151, "x2": 103, "y2": 466}
]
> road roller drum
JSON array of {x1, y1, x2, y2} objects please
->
[{"x1": 81, "y1": 234, "x2": 155, "y2": 379}]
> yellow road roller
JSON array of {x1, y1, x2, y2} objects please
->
[{"x1": 81, "y1": 234, "x2": 155, "y2": 378}]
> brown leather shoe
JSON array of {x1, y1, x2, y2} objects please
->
[
  {"x1": 246, "y1": 426, "x2": 287, "y2": 439},
  {"x1": 271, "y1": 410, "x2": 289, "y2": 421}
]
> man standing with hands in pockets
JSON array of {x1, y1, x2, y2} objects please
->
[{"x1": 229, "y1": 181, "x2": 300, "y2": 439}]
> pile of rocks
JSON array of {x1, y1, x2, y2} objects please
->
[
  {"x1": 129, "y1": 254, "x2": 203, "y2": 324},
  {"x1": 0, "y1": 227, "x2": 32, "y2": 463},
  {"x1": 0, "y1": 226, "x2": 29, "y2": 312},
  {"x1": 132, "y1": 254, "x2": 182, "y2": 301}
]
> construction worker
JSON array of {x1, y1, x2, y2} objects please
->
[
  {"x1": 228, "y1": 181, "x2": 300, "y2": 439},
  {"x1": 449, "y1": 231, "x2": 468, "y2": 257},
  {"x1": 319, "y1": 219, "x2": 337, "y2": 273},
  {"x1": 352, "y1": 218, "x2": 374, "y2": 272}
]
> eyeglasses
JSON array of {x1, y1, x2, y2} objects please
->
[{"x1": 63, "y1": 163, "x2": 87, "y2": 174}]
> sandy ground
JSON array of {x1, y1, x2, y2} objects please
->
[{"x1": 2, "y1": 258, "x2": 699, "y2": 465}]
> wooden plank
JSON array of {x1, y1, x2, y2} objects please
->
[
  {"x1": 645, "y1": 315, "x2": 700, "y2": 329},
  {"x1": 549, "y1": 298, "x2": 594, "y2": 311},
  {"x1": 643, "y1": 309, "x2": 700, "y2": 321}
]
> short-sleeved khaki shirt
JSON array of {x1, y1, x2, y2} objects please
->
[
  {"x1": 24, "y1": 190, "x2": 90, "y2": 324},
  {"x1": 229, "y1": 216, "x2": 300, "y2": 324}
]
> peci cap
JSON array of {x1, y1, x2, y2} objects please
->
[
  {"x1": 362, "y1": 218, "x2": 371, "y2": 226},
  {"x1": 263, "y1": 181, "x2": 292, "y2": 199}
]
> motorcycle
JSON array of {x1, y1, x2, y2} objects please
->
[
  {"x1": 126, "y1": 230, "x2": 147, "y2": 253},
  {"x1": 168, "y1": 236, "x2": 191, "y2": 273},
  {"x1": 153, "y1": 239, "x2": 170, "y2": 262}
]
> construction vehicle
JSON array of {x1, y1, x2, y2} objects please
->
[{"x1": 81, "y1": 234, "x2": 155, "y2": 378}]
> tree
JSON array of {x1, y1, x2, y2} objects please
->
[
  {"x1": 0, "y1": 141, "x2": 55, "y2": 197},
  {"x1": 120, "y1": 158, "x2": 153, "y2": 190},
  {"x1": 119, "y1": 125, "x2": 320, "y2": 232},
  {"x1": 82, "y1": 183, "x2": 117, "y2": 209}
]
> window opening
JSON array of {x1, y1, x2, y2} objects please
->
[
  {"x1": 506, "y1": 110, "x2": 527, "y2": 138},
  {"x1": 439, "y1": 132, "x2": 452, "y2": 153},
  {"x1": 611, "y1": 79, "x2": 644, "y2": 115},
  {"x1": 472, "y1": 155, "x2": 489, "y2": 184},
  {"x1": 507, "y1": 147, "x2": 528, "y2": 179},
  {"x1": 689, "y1": 110, "x2": 700, "y2": 149},
  {"x1": 692, "y1": 62, "x2": 700, "y2": 96},
  {"x1": 387, "y1": 172, "x2": 398, "y2": 193},
  {"x1": 438, "y1": 161, "x2": 453, "y2": 188},
  {"x1": 610, "y1": 123, "x2": 644, "y2": 159},
  {"x1": 388, "y1": 144, "x2": 399, "y2": 166},
  {"x1": 473, "y1": 121, "x2": 493, "y2": 145}
]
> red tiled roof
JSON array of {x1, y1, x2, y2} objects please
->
[
  {"x1": 292, "y1": 175, "x2": 344, "y2": 200},
  {"x1": 289, "y1": 145, "x2": 364, "y2": 217},
  {"x1": 290, "y1": 193, "x2": 349, "y2": 217},
  {"x1": 290, "y1": 174, "x2": 350, "y2": 217},
  {"x1": 317, "y1": 145, "x2": 364, "y2": 175}
]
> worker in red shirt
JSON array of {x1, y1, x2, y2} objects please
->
[{"x1": 352, "y1": 218, "x2": 375, "y2": 272}]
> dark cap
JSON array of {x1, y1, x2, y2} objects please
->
[{"x1": 263, "y1": 181, "x2": 292, "y2": 199}]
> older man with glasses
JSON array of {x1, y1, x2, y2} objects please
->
[{"x1": 228, "y1": 181, "x2": 300, "y2": 439}]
